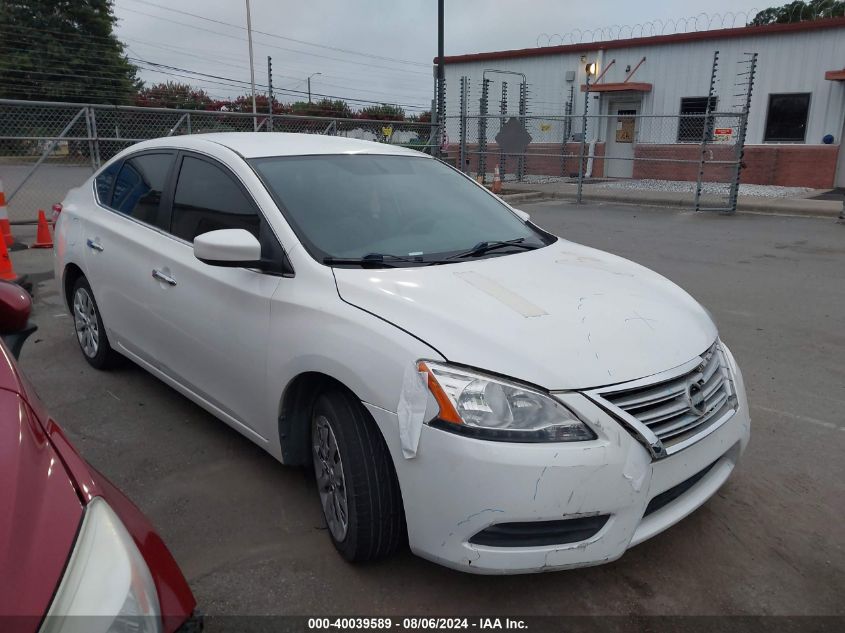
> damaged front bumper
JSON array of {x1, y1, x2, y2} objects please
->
[{"x1": 367, "y1": 358, "x2": 750, "y2": 574}]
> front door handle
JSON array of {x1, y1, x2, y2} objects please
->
[
  {"x1": 152, "y1": 269, "x2": 177, "y2": 286},
  {"x1": 86, "y1": 239, "x2": 104, "y2": 252}
]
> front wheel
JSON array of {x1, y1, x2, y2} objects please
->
[
  {"x1": 71, "y1": 276, "x2": 122, "y2": 370},
  {"x1": 311, "y1": 388, "x2": 405, "y2": 562}
]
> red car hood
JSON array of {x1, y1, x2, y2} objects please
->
[{"x1": 0, "y1": 381, "x2": 83, "y2": 619}]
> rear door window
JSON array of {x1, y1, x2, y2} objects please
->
[
  {"x1": 170, "y1": 155, "x2": 260, "y2": 242},
  {"x1": 111, "y1": 152, "x2": 174, "y2": 226}
]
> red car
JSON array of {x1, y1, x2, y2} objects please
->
[{"x1": 0, "y1": 281, "x2": 200, "y2": 633}]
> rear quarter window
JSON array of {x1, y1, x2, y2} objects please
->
[{"x1": 94, "y1": 161, "x2": 121, "y2": 206}]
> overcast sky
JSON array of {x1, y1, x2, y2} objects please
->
[{"x1": 113, "y1": 0, "x2": 766, "y2": 111}]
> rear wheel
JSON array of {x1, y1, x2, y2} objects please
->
[
  {"x1": 71, "y1": 277, "x2": 122, "y2": 370},
  {"x1": 311, "y1": 388, "x2": 405, "y2": 562}
]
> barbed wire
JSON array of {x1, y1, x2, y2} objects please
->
[{"x1": 535, "y1": 4, "x2": 841, "y2": 47}]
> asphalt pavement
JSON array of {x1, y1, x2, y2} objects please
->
[{"x1": 12, "y1": 202, "x2": 845, "y2": 619}]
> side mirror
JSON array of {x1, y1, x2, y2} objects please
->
[
  {"x1": 0, "y1": 281, "x2": 37, "y2": 359},
  {"x1": 194, "y1": 229, "x2": 262, "y2": 267},
  {"x1": 512, "y1": 208, "x2": 530, "y2": 222}
]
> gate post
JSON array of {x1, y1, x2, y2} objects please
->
[
  {"x1": 477, "y1": 78, "x2": 490, "y2": 183},
  {"x1": 727, "y1": 53, "x2": 757, "y2": 213},
  {"x1": 576, "y1": 74, "x2": 591, "y2": 204},
  {"x1": 499, "y1": 81, "x2": 508, "y2": 177},
  {"x1": 84, "y1": 107, "x2": 97, "y2": 171},
  {"x1": 517, "y1": 80, "x2": 527, "y2": 182},
  {"x1": 694, "y1": 51, "x2": 719, "y2": 212},
  {"x1": 459, "y1": 76, "x2": 469, "y2": 172}
]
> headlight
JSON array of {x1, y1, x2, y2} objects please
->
[
  {"x1": 41, "y1": 497, "x2": 161, "y2": 633},
  {"x1": 419, "y1": 361, "x2": 596, "y2": 442}
]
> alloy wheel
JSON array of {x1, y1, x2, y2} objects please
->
[
  {"x1": 73, "y1": 287, "x2": 99, "y2": 358},
  {"x1": 312, "y1": 414, "x2": 349, "y2": 541}
]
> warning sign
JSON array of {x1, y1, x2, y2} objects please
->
[{"x1": 714, "y1": 127, "x2": 734, "y2": 143}]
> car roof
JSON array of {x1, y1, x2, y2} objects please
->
[{"x1": 134, "y1": 132, "x2": 431, "y2": 159}]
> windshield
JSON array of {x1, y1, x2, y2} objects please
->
[{"x1": 249, "y1": 154, "x2": 552, "y2": 265}]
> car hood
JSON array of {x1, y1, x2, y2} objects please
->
[
  {"x1": 333, "y1": 239, "x2": 717, "y2": 390},
  {"x1": 0, "y1": 387, "x2": 83, "y2": 617}
]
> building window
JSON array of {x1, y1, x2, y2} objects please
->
[
  {"x1": 764, "y1": 93, "x2": 810, "y2": 142},
  {"x1": 677, "y1": 97, "x2": 717, "y2": 142}
]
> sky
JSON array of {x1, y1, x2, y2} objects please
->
[{"x1": 112, "y1": 0, "x2": 768, "y2": 111}]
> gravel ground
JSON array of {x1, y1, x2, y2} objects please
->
[{"x1": 596, "y1": 178, "x2": 816, "y2": 198}]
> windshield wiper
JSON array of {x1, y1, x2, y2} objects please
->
[
  {"x1": 448, "y1": 238, "x2": 539, "y2": 260},
  {"x1": 324, "y1": 253, "x2": 430, "y2": 268}
]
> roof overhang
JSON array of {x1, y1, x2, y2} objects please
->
[
  {"x1": 580, "y1": 82, "x2": 652, "y2": 93},
  {"x1": 825, "y1": 68, "x2": 845, "y2": 81},
  {"x1": 435, "y1": 16, "x2": 845, "y2": 65}
]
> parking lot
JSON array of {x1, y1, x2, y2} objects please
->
[{"x1": 15, "y1": 201, "x2": 845, "y2": 618}]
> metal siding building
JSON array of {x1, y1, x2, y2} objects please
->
[{"x1": 441, "y1": 18, "x2": 845, "y2": 187}]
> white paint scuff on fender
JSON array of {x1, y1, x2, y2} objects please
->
[
  {"x1": 397, "y1": 362, "x2": 428, "y2": 458},
  {"x1": 622, "y1": 444, "x2": 648, "y2": 492}
]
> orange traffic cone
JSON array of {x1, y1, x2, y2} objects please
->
[
  {"x1": 0, "y1": 179, "x2": 16, "y2": 248},
  {"x1": 0, "y1": 231, "x2": 23, "y2": 283},
  {"x1": 492, "y1": 164, "x2": 502, "y2": 194},
  {"x1": 31, "y1": 209, "x2": 53, "y2": 249}
]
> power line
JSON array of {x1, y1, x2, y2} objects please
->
[
  {"x1": 1, "y1": 23, "x2": 431, "y2": 101},
  {"x1": 0, "y1": 30, "x2": 431, "y2": 109},
  {"x1": 119, "y1": 6, "x2": 432, "y2": 76},
  {"x1": 125, "y1": 0, "x2": 429, "y2": 67}
]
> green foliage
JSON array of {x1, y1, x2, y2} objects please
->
[
  {"x1": 408, "y1": 111, "x2": 432, "y2": 124},
  {"x1": 0, "y1": 0, "x2": 140, "y2": 104},
  {"x1": 135, "y1": 82, "x2": 214, "y2": 110},
  {"x1": 359, "y1": 103, "x2": 406, "y2": 121},
  {"x1": 751, "y1": 0, "x2": 844, "y2": 25},
  {"x1": 290, "y1": 99, "x2": 353, "y2": 118}
]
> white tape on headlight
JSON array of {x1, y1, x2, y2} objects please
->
[{"x1": 397, "y1": 362, "x2": 429, "y2": 458}]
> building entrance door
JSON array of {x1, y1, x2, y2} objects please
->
[{"x1": 605, "y1": 102, "x2": 640, "y2": 178}]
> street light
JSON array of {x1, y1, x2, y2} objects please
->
[{"x1": 307, "y1": 72, "x2": 322, "y2": 103}]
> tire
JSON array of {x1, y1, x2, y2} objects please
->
[
  {"x1": 311, "y1": 388, "x2": 405, "y2": 562},
  {"x1": 71, "y1": 276, "x2": 123, "y2": 370}
]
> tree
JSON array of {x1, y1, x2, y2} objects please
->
[
  {"x1": 410, "y1": 111, "x2": 432, "y2": 124},
  {"x1": 0, "y1": 0, "x2": 140, "y2": 103},
  {"x1": 751, "y1": 0, "x2": 843, "y2": 25},
  {"x1": 359, "y1": 103, "x2": 406, "y2": 121},
  {"x1": 135, "y1": 82, "x2": 215, "y2": 110},
  {"x1": 290, "y1": 99, "x2": 352, "y2": 118},
  {"x1": 225, "y1": 93, "x2": 290, "y2": 115}
]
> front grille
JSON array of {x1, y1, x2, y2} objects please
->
[{"x1": 595, "y1": 342, "x2": 736, "y2": 453}]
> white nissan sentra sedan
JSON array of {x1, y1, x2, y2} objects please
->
[{"x1": 54, "y1": 132, "x2": 750, "y2": 574}]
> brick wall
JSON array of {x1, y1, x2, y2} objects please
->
[
  {"x1": 446, "y1": 142, "x2": 605, "y2": 179},
  {"x1": 740, "y1": 145, "x2": 839, "y2": 188},
  {"x1": 445, "y1": 142, "x2": 839, "y2": 188},
  {"x1": 632, "y1": 143, "x2": 839, "y2": 188}
]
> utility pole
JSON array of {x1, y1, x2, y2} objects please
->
[
  {"x1": 267, "y1": 56, "x2": 274, "y2": 132},
  {"x1": 245, "y1": 0, "x2": 257, "y2": 131}
]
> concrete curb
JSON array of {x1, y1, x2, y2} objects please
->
[{"x1": 500, "y1": 187, "x2": 844, "y2": 218}]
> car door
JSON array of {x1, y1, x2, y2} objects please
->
[
  {"x1": 145, "y1": 152, "x2": 284, "y2": 441},
  {"x1": 82, "y1": 151, "x2": 175, "y2": 364}
]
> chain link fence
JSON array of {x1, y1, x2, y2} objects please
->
[
  {"x1": 442, "y1": 110, "x2": 748, "y2": 210},
  {"x1": 443, "y1": 52, "x2": 756, "y2": 213},
  {"x1": 0, "y1": 99, "x2": 440, "y2": 223}
]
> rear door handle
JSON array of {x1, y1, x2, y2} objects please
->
[
  {"x1": 152, "y1": 269, "x2": 177, "y2": 286},
  {"x1": 86, "y1": 239, "x2": 104, "y2": 252}
]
